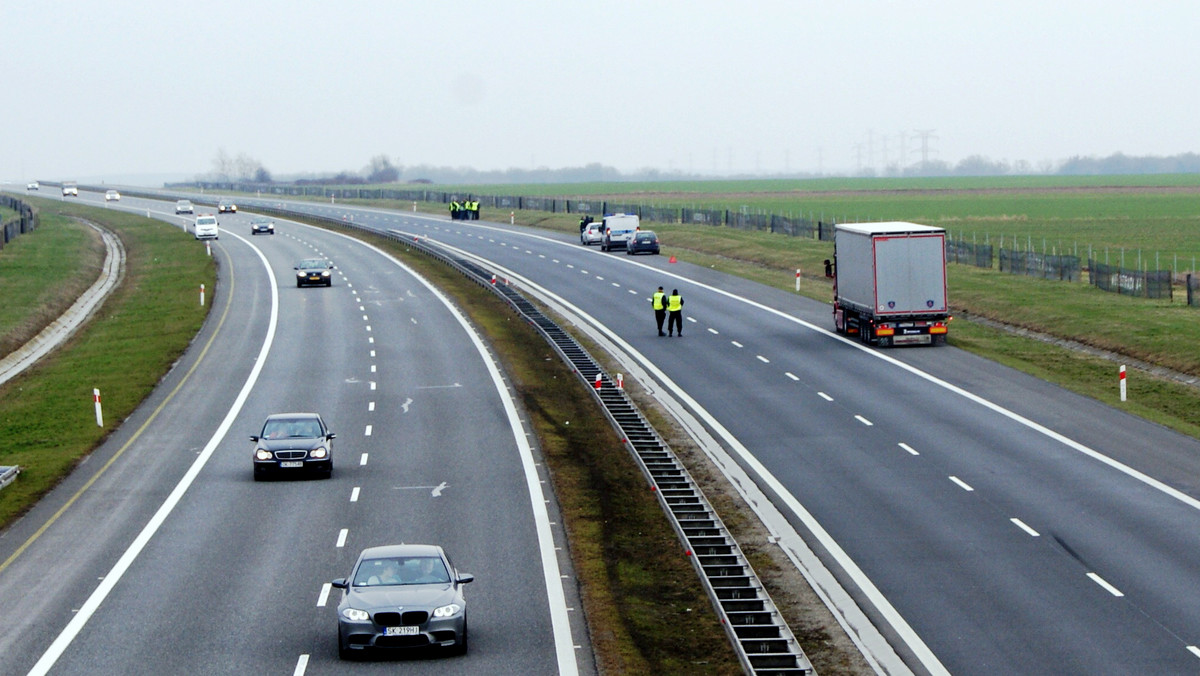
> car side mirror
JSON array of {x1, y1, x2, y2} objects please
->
[
  {"x1": 327, "y1": 433, "x2": 337, "y2": 440},
  {"x1": 332, "y1": 578, "x2": 348, "y2": 589},
  {"x1": 293, "y1": 266, "x2": 299, "y2": 270},
  {"x1": 456, "y1": 573, "x2": 475, "y2": 585},
  {"x1": 249, "y1": 435, "x2": 260, "y2": 442}
]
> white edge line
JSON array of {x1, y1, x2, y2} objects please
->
[
  {"x1": 949, "y1": 476, "x2": 974, "y2": 492},
  {"x1": 28, "y1": 233, "x2": 279, "y2": 676},
  {"x1": 1087, "y1": 572, "x2": 1124, "y2": 597},
  {"x1": 1010, "y1": 518, "x2": 1040, "y2": 537}
]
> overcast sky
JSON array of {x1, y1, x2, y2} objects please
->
[{"x1": 4, "y1": 1, "x2": 1199, "y2": 184}]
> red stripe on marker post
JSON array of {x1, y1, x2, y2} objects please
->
[
  {"x1": 93, "y1": 388, "x2": 103, "y2": 427},
  {"x1": 1120, "y1": 365, "x2": 1126, "y2": 402}
]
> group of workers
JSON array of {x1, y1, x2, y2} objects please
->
[
  {"x1": 450, "y1": 199, "x2": 480, "y2": 220},
  {"x1": 651, "y1": 287, "x2": 685, "y2": 336}
]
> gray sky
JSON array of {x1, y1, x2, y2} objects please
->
[{"x1": 4, "y1": 0, "x2": 1199, "y2": 183}]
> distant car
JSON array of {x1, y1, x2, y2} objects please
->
[
  {"x1": 193, "y1": 214, "x2": 219, "y2": 240},
  {"x1": 600, "y1": 213, "x2": 639, "y2": 252},
  {"x1": 26, "y1": 181, "x2": 38, "y2": 191},
  {"x1": 249, "y1": 216, "x2": 275, "y2": 235},
  {"x1": 626, "y1": 230, "x2": 660, "y2": 255},
  {"x1": 175, "y1": 199, "x2": 194, "y2": 214},
  {"x1": 218, "y1": 198, "x2": 237, "y2": 213},
  {"x1": 295, "y1": 257, "x2": 334, "y2": 287},
  {"x1": 580, "y1": 223, "x2": 604, "y2": 245},
  {"x1": 61, "y1": 182, "x2": 78, "y2": 197},
  {"x1": 104, "y1": 189, "x2": 121, "y2": 202},
  {"x1": 332, "y1": 544, "x2": 473, "y2": 659},
  {"x1": 250, "y1": 412, "x2": 335, "y2": 480}
]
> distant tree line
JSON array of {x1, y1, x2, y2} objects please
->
[{"x1": 200, "y1": 150, "x2": 1200, "y2": 186}]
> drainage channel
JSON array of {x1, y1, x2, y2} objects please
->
[
  {"x1": 268, "y1": 215, "x2": 815, "y2": 675},
  {"x1": 415, "y1": 241, "x2": 815, "y2": 675}
]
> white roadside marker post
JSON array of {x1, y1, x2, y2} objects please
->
[
  {"x1": 200, "y1": 284, "x2": 206, "y2": 307},
  {"x1": 93, "y1": 389, "x2": 103, "y2": 427},
  {"x1": 1120, "y1": 365, "x2": 1126, "y2": 401}
]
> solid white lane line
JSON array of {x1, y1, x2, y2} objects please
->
[
  {"x1": 818, "y1": 392, "x2": 833, "y2": 401},
  {"x1": 1087, "y1": 572, "x2": 1124, "y2": 597},
  {"x1": 855, "y1": 415, "x2": 873, "y2": 426},
  {"x1": 785, "y1": 372, "x2": 799, "y2": 381},
  {"x1": 898, "y1": 443, "x2": 919, "y2": 456},
  {"x1": 350, "y1": 487, "x2": 360, "y2": 502},
  {"x1": 1010, "y1": 518, "x2": 1039, "y2": 537},
  {"x1": 336, "y1": 529, "x2": 348, "y2": 547},
  {"x1": 949, "y1": 476, "x2": 974, "y2": 492},
  {"x1": 1187, "y1": 646, "x2": 1200, "y2": 659}
]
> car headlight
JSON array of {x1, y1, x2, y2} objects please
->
[
  {"x1": 255, "y1": 449, "x2": 273, "y2": 460},
  {"x1": 321, "y1": 270, "x2": 331, "y2": 277},
  {"x1": 296, "y1": 271, "x2": 307, "y2": 278},
  {"x1": 310, "y1": 447, "x2": 328, "y2": 459},
  {"x1": 341, "y1": 608, "x2": 370, "y2": 622},
  {"x1": 432, "y1": 603, "x2": 462, "y2": 618}
]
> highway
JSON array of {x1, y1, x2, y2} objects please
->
[
  {"x1": 0, "y1": 192, "x2": 586, "y2": 675},
  {"x1": 231, "y1": 195, "x2": 1200, "y2": 674}
]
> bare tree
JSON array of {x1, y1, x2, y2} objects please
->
[{"x1": 365, "y1": 154, "x2": 399, "y2": 183}]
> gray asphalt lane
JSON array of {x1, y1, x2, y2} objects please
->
[{"x1": 4, "y1": 212, "x2": 573, "y2": 675}]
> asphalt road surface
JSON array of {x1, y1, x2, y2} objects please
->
[
  {"x1": 0, "y1": 192, "x2": 587, "y2": 675},
  {"x1": 225, "y1": 195, "x2": 1200, "y2": 674}
]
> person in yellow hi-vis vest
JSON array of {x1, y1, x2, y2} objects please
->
[
  {"x1": 666, "y1": 289, "x2": 684, "y2": 337},
  {"x1": 651, "y1": 286, "x2": 667, "y2": 336}
]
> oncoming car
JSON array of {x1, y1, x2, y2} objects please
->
[
  {"x1": 626, "y1": 230, "x2": 660, "y2": 255},
  {"x1": 333, "y1": 544, "x2": 473, "y2": 659},
  {"x1": 249, "y1": 216, "x2": 275, "y2": 235},
  {"x1": 250, "y1": 412, "x2": 335, "y2": 480},
  {"x1": 105, "y1": 189, "x2": 121, "y2": 202},
  {"x1": 218, "y1": 198, "x2": 238, "y2": 213},
  {"x1": 295, "y1": 258, "x2": 333, "y2": 287},
  {"x1": 175, "y1": 199, "x2": 194, "y2": 215},
  {"x1": 193, "y1": 214, "x2": 219, "y2": 240},
  {"x1": 61, "y1": 182, "x2": 78, "y2": 197}
]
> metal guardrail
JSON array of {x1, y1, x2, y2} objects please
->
[
  {"x1": 265, "y1": 206, "x2": 815, "y2": 674},
  {"x1": 0, "y1": 465, "x2": 20, "y2": 492}
]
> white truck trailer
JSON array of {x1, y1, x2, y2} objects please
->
[{"x1": 832, "y1": 221, "x2": 950, "y2": 346}]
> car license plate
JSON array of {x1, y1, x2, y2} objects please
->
[
  {"x1": 280, "y1": 461, "x2": 304, "y2": 468},
  {"x1": 384, "y1": 626, "x2": 419, "y2": 636}
]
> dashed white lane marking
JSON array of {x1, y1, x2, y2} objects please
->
[
  {"x1": 949, "y1": 476, "x2": 974, "y2": 492},
  {"x1": 360, "y1": 453, "x2": 368, "y2": 466},
  {"x1": 368, "y1": 401, "x2": 375, "y2": 411},
  {"x1": 818, "y1": 392, "x2": 833, "y2": 401},
  {"x1": 1187, "y1": 646, "x2": 1200, "y2": 659},
  {"x1": 707, "y1": 328, "x2": 719, "y2": 334},
  {"x1": 370, "y1": 381, "x2": 377, "y2": 390},
  {"x1": 1010, "y1": 518, "x2": 1039, "y2": 537},
  {"x1": 898, "y1": 442, "x2": 919, "y2": 456},
  {"x1": 1087, "y1": 572, "x2": 1124, "y2": 597},
  {"x1": 362, "y1": 314, "x2": 369, "y2": 321},
  {"x1": 855, "y1": 415, "x2": 873, "y2": 426},
  {"x1": 370, "y1": 364, "x2": 376, "y2": 373},
  {"x1": 364, "y1": 425, "x2": 372, "y2": 436},
  {"x1": 293, "y1": 653, "x2": 309, "y2": 676},
  {"x1": 336, "y1": 529, "x2": 348, "y2": 547},
  {"x1": 628, "y1": 289, "x2": 638, "y2": 295},
  {"x1": 317, "y1": 584, "x2": 331, "y2": 607},
  {"x1": 596, "y1": 276, "x2": 604, "y2": 281},
  {"x1": 785, "y1": 372, "x2": 799, "y2": 381},
  {"x1": 731, "y1": 341, "x2": 744, "y2": 348},
  {"x1": 350, "y1": 487, "x2": 360, "y2": 502},
  {"x1": 756, "y1": 355, "x2": 770, "y2": 363}
]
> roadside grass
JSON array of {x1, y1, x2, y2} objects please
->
[
  {"x1": 0, "y1": 200, "x2": 214, "y2": 527},
  {"x1": 0, "y1": 212, "x2": 104, "y2": 357}
]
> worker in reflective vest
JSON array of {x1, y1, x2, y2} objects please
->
[
  {"x1": 450, "y1": 200, "x2": 460, "y2": 220},
  {"x1": 666, "y1": 289, "x2": 684, "y2": 337},
  {"x1": 652, "y1": 287, "x2": 667, "y2": 336}
]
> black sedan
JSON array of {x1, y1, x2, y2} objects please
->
[
  {"x1": 250, "y1": 412, "x2": 335, "y2": 480},
  {"x1": 626, "y1": 230, "x2": 660, "y2": 255},
  {"x1": 333, "y1": 544, "x2": 473, "y2": 659},
  {"x1": 249, "y1": 216, "x2": 275, "y2": 235},
  {"x1": 295, "y1": 258, "x2": 334, "y2": 287}
]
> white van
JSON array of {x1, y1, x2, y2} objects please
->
[
  {"x1": 194, "y1": 214, "x2": 219, "y2": 240},
  {"x1": 600, "y1": 214, "x2": 640, "y2": 252}
]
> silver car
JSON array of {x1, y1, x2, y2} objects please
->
[{"x1": 333, "y1": 544, "x2": 473, "y2": 659}]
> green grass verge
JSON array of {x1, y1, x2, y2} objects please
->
[
  {"x1": 0, "y1": 200, "x2": 215, "y2": 527},
  {"x1": 0, "y1": 212, "x2": 104, "y2": 356}
]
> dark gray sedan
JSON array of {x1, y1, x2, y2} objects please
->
[
  {"x1": 295, "y1": 258, "x2": 334, "y2": 287},
  {"x1": 249, "y1": 412, "x2": 334, "y2": 480},
  {"x1": 626, "y1": 230, "x2": 660, "y2": 255},
  {"x1": 333, "y1": 544, "x2": 474, "y2": 659},
  {"x1": 249, "y1": 216, "x2": 275, "y2": 235}
]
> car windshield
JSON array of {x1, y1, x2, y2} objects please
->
[
  {"x1": 262, "y1": 418, "x2": 321, "y2": 439},
  {"x1": 353, "y1": 556, "x2": 450, "y2": 587},
  {"x1": 299, "y1": 259, "x2": 326, "y2": 269},
  {"x1": 179, "y1": 201, "x2": 192, "y2": 206}
]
